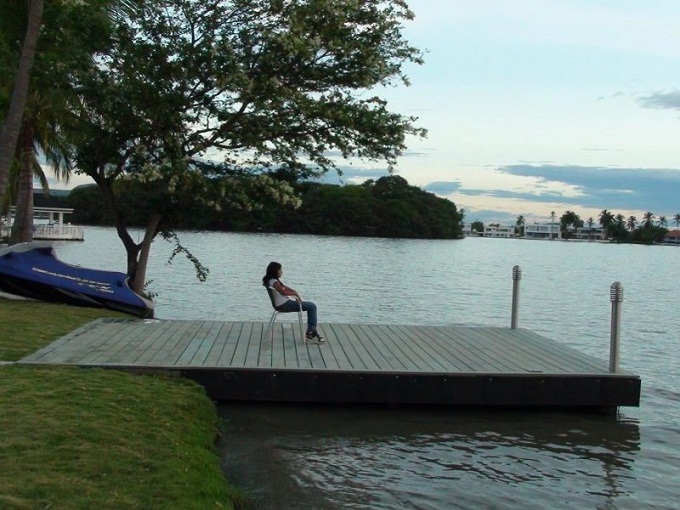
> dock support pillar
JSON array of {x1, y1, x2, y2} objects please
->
[
  {"x1": 511, "y1": 265, "x2": 521, "y2": 329},
  {"x1": 609, "y1": 282, "x2": 623, "y2": 373}
]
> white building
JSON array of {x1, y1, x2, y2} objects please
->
[
  {"x1": 524, "y1": 222, "x2": 562, "y2": 240},
  {"x1": 575, "y1": 226, "x2": 605, "y2": 240},
  {"x1": 2, "y1": 206, "x2": 84, "y2": 241},
  {"x1": 483, "y1": 223, "x2": 515, "y2": 238}
]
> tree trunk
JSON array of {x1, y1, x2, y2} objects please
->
[
  {"x1": 9, "y1": 147, "x2": 34, "y2": 244},
  {"x1": 93, "y1": 170, "x2": 162, "y2": 296},
  {"x1": 0, "y1": 0, "x2": 44, "y2": 203},
  {"x1": 130, "y1": 213, "x2": 162, "y2": 295}
]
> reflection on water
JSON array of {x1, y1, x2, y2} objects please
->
[{"x1": 218, "y1": 404, "x2": 641, "y2": 510}]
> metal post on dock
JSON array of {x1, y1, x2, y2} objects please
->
[
  {"x1": 511, "y1": 265, "x2": 521, "y2": 329},
  {"x1": 609, "y1": 282, "x2": 623, "y2": 373}
]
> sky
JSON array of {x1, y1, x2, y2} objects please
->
[
  {"x1": 47, "y1": 0, "x2": 680, "y2": 226},
  {"x1": 339, "y1": 0, "x2": 680, "y2": 225}
]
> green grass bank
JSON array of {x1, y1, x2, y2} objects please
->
[{"x1": 0, "y1": 299, "x2": 246, "y2": 509}]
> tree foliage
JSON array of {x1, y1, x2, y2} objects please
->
[
  {"x1": 560, "y1": 210, "x2": 583, "y2": 239},
  {"x1": 67, "y1": 0, "x2": 425, "y2": 291}
]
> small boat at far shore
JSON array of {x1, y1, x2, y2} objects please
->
[{"x1": 0, "y1": 242, "x2": 153, "y2": 318}]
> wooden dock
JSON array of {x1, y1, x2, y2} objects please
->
[{"x1": 18, "y1": 318, "x2": 641, "y2": 408}]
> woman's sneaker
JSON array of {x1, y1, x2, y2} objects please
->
[{"x1": 306, "y1": 331, "x2": 325, "y2": 343}]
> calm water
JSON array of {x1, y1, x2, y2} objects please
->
[{"x1": 54, "y1": 228, "x2": 680, "y2": 509}]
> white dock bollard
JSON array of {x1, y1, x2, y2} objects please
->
[
  {"x1": 511, "y1": 265, "x2": 521, "y2": 329},
  {"x1": 609, "y1": 282, "x2": 623, "y2": 373}
]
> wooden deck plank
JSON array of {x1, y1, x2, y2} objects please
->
[
  {"x1": 243, "y1": 322, "x2": 264, "y2": 368},
  {"x1": 187, "y1": 321, "x2": 228, "y2": 366},
  {"x1": 512, "y1": 329, "x2": 608, "y2": 373},
  {"x1": 421, "y1": 327, "x2": 496, "y2": 372},
  {"x1": 270, "y1": 323, "x2": 287, "y2": 368},
  {"x1": 45, "y1": 321, "x2": 131, "y2": 364},
  {"x1": 229, "y1": 322, "x2": 257, "y2": 367},
  {"x1": 346, "y1": 323, "x2": 400, "y2": 370},
  {"x1": 278, "y1": 323, "x2": 299, "y2": 368},
  {"x1": 17, "y1": 319, "x2": 641, "y2": 408},
  {"x1": 202, "y1": 322, "x2": 236, "y2": 367},
  {"x1": 118, "y1": 320, "x2": 178, "y2": 365},
  {"x1": 440, "y1": 327, "x2": 517, "y2": 372},
  {"x1": 20, "y1": 319, "x2": 108, "y2": 363},
  {"x1": 368, "y1": 323, "x2": 413, "y2": 370},
  {"x1": 393, "y1": 325, "x2": 471, "y2": 372},
  {"x1": 313, "y1": 326, "x2": 341, "y2": 370},
  {"x1": 316, "y1": 325, "x2": 352, "y2": 370},
  {"x1": 137, "y1": 320, "x2": 196, "y2": 366},
  {"x1": 479, "y1": 328, "x2": 572, "y2": 373},
  {"x1": 258, "y1": 323, "x2": 273, "y2": 368},
  {"x1": 77, "y1": 321, "x2": 143, "y2": 364},
  {"x1": 304, "y1": 335, "x2": 328, "y2": 369},
  {"x1": 333, "y1": 323, "x2": 378, "y2": 370},
  {"x1": 158, "y1": 321, "x2": 206, "y2": 366},
  {"x1": 378, "y1": 325, "x2": 448, "y2": 372},
  {"x1": 218, "y1": 322, "x2": 248, "y2": 366},
  {"x1": 172, "y1": 320, "x2": 217, "y2": 366},
  {"x1": 446, "y1": 327, "x2": 521, "y2": 372}
]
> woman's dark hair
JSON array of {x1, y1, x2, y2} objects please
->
[{"x1": 262, "y1": 261, "x2": 282, "y2": 286}]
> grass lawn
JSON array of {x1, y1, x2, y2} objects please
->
[
  {"x1": 0, "y1": 299, "x2": 247, "y2": 509},
  {"x1": 0, "y1": 298, "x2": 127, "y2": 362}
]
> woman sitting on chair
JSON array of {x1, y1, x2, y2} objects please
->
[{"x1": 262, "y1": 261, "x2": 324, "y2": 343}]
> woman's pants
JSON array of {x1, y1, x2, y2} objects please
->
[{"x1": 277, "y1": 300, "x2": 317, "y2": 330}]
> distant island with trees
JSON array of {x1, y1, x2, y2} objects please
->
[
  {"x1": 55, "y1": 174, "x2": 465, "y2": 240},
  {"x1": 474, "y1": 209, "x2": 679, "y2": 244}
]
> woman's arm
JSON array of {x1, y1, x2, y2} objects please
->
[{"x1": 273, "y1": 280, "x2": 301, "y2": 300}]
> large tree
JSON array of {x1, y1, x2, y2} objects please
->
[
  {"x1": 0, "y1": 0, "x2": 115, "y2": 241},
  {"x1": 560, "y1": 210, "x2": 583, "y2": 239},
  {"x1": 72, "y1": 0, "x2": 425, "y2": 293},
  {"x1": 0, "y1": 0, "x2": 43, "y2": 204}
]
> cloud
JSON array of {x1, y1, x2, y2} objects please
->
[
  {"x1": 461, "y1": 208, "x2": 519, "y2": 225},
  {"x1": 496, "y1": 165, "x2": 680, "y2": 213},
  {"x1": 423, "y1": 181, "x2": 462, "y2": 194},
  {"x1": 637, "y1": 91, "x2": 680, "y2": 110},
  {"x1": 312, "y1": 166, "x2": 390, "y2": 185}
]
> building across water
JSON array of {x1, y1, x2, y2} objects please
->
[
  {"x1": 483, "y1": 223, "x2": 515, "y2": 238},
  {"x1": 524, "y1": 222, "x2": 562, "y2": 240},
  {"x1": 1, "y1": 206, "x2": 84, "y2": 241}
]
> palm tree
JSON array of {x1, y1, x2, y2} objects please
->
[
  {"x1": 626, "y1": 215, "x2": 637, "y2": 231},
  {"x1": 674, "y1": 213, "x2": 680, "y2": 230},
  {"x1": 609, "y1": 213, "x2": 628, "y2": 242},
  {"x1": 658, "y1": 216, "x2": 667, "y2": 228},
  {"x1": 516, "y1": 214, "x2": 525, "y2": 237},
  {"x1": 587, "y1": 217, "x2": 594, "y2": 240},
  {"x1": 642, "y1": 211, "x2": 655, "y2": 228},
  {"x1": 0, "y1": 0, "x2": 131, "y2": 204},
  {"x1": 550, "y1": 210, "x2": 556, "y2": 239},
  {"x1": 598, "y1": 209, "x2": 614, "y2": 239},
  {"x1": 0, "y1": 0, "x2": 44, "y2": 203},
  {"x1": 9, "y1": 91, "x2": 73, "y2": 244},
  {"x1": 2, "y1": 1, "x2": 119, "y2": 242}
]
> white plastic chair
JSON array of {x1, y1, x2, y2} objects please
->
[{"x1": 264, "y1": 286, "x2": 305, "y2": 342}]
